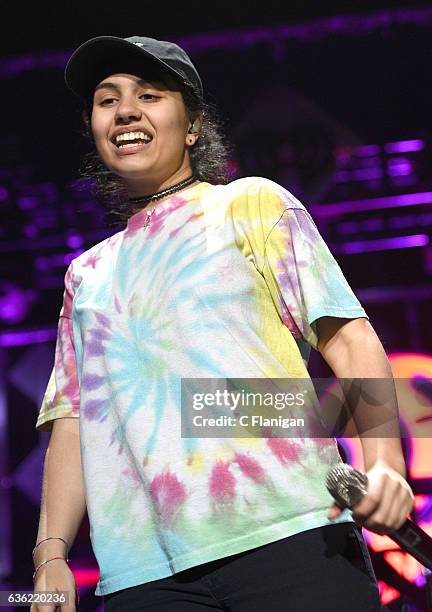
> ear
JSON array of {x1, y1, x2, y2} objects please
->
[{"x1": 186, "y1": 112, "x2": 203, "y2": 146}]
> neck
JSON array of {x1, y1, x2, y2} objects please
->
[
  {"x1": 125, "y1": 165, "x2": 195, "y2": 198},
  {"x1": 127, "y1": 174, "x2": 199, "y2": 209}
]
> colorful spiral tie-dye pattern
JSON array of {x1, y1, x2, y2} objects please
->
[{"x1": 36, "y1": 177, "x2": 369, "y2": 595}]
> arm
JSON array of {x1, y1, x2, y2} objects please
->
[
  {"x1": 253, "y1": 196, "x2": 414, "y2": 530},
  {"x1": 32, "y1": 417, "x2": 86, "y2": 609},
  {"x1": 35, "y1": 417, "x2": 86, "y2": 563},
  {"x1": 316, "y1": 316, "x2": 414, "y2": 533}
]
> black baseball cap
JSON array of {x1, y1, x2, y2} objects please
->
[{"x1": 64, "y1": 35, "x2": 204, "y2": 103}]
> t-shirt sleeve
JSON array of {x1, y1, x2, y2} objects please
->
[
  {"x1": 250, "y1": 183, "x2": 369, "y2": 350},
  {"x1": 36, "y1": 264, "x2": 80, "y2": 432}
]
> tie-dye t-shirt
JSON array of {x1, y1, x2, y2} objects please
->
[{"x1": 36, "y1": 176, "x2": 369, "y2": 596}]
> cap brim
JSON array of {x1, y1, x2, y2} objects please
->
[{"x1": 65, "y1": 36, "x2": 191, "y2": 99}]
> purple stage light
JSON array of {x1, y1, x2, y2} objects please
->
[
  {"x1": 17, "y1": 196, "x2": 37, "y2": 210},
  {"x1": 0, "y1": 476, "x2": 12, "y2": 488},
  {"x1": 354, "y1": 144, "x2": 381, "y2": 157},
  {"x1": 66, "y1": 234, "x2": 83, "y2": 249},
  {"x1": 0, "y1": 187, "x2": 8, "y2": 202},
  {"x1": 0, "y1": 327, "x2": 57, "y2": 347},
  {"x1": 310, "y1": 192, "x2": 432, "y2": 218},
  {"x1": 0, "y1": 50, "x2": 69, "y2": 78},
  {"x1": 424, "y1": 246, "x2": 432, "y2": 274},
  {"x1": 333, "y1": 170, "x2": 351, "y2": 183},
  {"x1": 361, "y1": 218, "x2": 384, "y2": 232},
  {"x1": 356, "y1": 156, "x2": 382, "y2": 169},
  {"x1": 1, "y1": 7, "x2": 432, "y2": 77},
  {"x1": 0, "y1": 282, "x2": 37, "y2": 325},
  {"x1": 389, "y1": 175, "x2": 418, "y2": 188},
  {"x1": 387, "y1": 157, "x2": 414, "y2": 177},
  {"x1": 419, "y1": 213, "x2": 432, "y2": 225},
  {"x1": 35, "y1": 256, "x2": 49, "y2": 271},
  {"x1": 339, "y1": 234, "x2": 429, "y2": 254},
  {"x1": 352, "y1": 167, "x2": 384, "y2": 181},
  {"x1": 384, "y1": 139, "x2": 425, "y2": 154},
  {"x1": 337, "y1": 221, "x2": 360, "y2": 235},
  {"x1": 64, "y1": 249, "x2": 85, "y2": 264},
  {"x1": 389, "y1": 215, "x2": 416, "y2": 229},
  {"x1": 23, "y1": 224, "x2": 39, "y2": 238}
]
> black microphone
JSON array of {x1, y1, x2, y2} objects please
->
[{"x1": 326, "y1": 463, "x2": 432, "y2": 570}]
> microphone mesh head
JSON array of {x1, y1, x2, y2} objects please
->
[{"x1": 325, "y1": 463, "x2": 368, "y2": 508}]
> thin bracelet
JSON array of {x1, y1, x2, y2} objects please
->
[
  {"x1": 32, "y1": 556, "x2": 68, "y2": 582},
  {"x1": 32, "y1": 537, "x2": 69, "y2": 558}
]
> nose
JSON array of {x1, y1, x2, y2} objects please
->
[{"x1": 115, "y1": 96, "x2": 142, "y2": 124}]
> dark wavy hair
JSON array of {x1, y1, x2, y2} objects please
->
[{"x1": 79, "y1": 74, "x2": 233, "y2": 226}]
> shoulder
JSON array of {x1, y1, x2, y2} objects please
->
[
  {"x1": 223, "y1": 176, "x2": 308, "y2": 213},
  {"x1": 66, "y1": 230, "x2": 123, "y2": 288},
  {"x1": 74, "y1": 232, "x2": 120, "y2": 267},
  {"x1": 219, "y1": 177, "x2": 309, "y2": 233}
]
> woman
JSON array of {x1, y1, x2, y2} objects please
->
[{"x1": 32, "y1": 36, "x2": 413, "y2": 611}]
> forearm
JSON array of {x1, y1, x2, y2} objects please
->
[
  {"x1": 319, "y1": 320, "x2": 405, "y2": 475},
  {"x1": 34, "y1": 418, "x2": 86, "y2": 565}
]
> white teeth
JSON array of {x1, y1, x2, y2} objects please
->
[
  {"x1": 118, "y1": 142, "x2": 144, "y2": 149},
  {"x1": 114, "y1": 131, "x2": 151, "y2": 144}
]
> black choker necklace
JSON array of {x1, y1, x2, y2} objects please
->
[{"x1": 128, "y1": 175, "x2": 197, "y2": 206}]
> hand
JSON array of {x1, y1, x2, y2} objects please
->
[
  {"x1": 30, "y1": 559, "x2": 79, "y2": 612},
  {"x1": 327, "y1": 460, "x2": 415, "y2": 534}
]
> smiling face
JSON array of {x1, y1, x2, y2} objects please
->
[{"x1": 90, "y1": 71, "x2": 201, "y2": 196}]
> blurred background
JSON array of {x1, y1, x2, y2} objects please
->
[{"x1": 0, "y1": 1, "x2": 431, "y2": 610}]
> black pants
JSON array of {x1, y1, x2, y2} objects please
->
[{"x1": 103, "y1": 522, "x2": 382, "y2": 611}]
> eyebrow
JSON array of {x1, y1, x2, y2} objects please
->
[
  {"x1": 94, "y1": 79, "x2": 163, "y2": 93},
  {"x1": 94, "y1": 82, "x2": 118, "y2": 93}
]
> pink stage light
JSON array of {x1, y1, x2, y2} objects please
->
[
  {"x1": 378, "y1": 580, "x2": 401, "y2": 605},
  {"x1": 68, "y1": 564, "x2": 100, "y2": 588}
]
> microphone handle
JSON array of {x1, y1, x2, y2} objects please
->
[
  {"x1": 325, "y1": 464, "x2": 432, "y2": 569},
  {"x1": 389, "y1": 518, "x2": 432, "y2": 570}
]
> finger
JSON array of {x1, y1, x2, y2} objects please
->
[
  {"x1": 61, "y1": 592, "x2": 77, "y2": 612},
  {"x1": 362, "y1": 477, "x2": 413, "y2": 533},
  {"x1": 392, "y1": 493, "x2": 416, "y2": 531},
  {"x1": 384, "y1": 488, "x2": 413, "y2": 532},
  {"x1": 61, "y1": 596, "x2": 76, "y2": 612},
  {"x1": 365, "y1": 476, "x2": 401, "y2": 532},
  {"x1": 351, "y1": 485, "x2": 382, "y2": 524}
]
